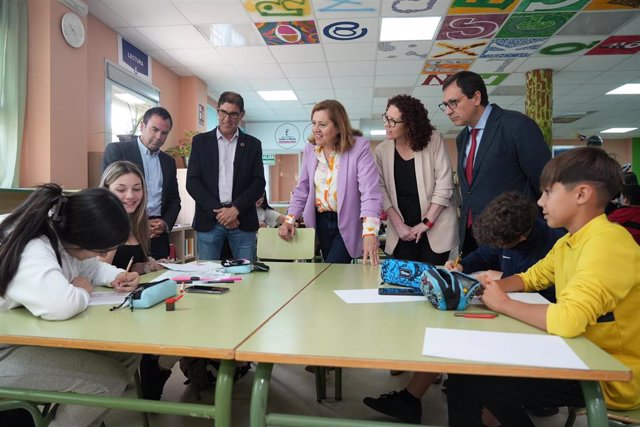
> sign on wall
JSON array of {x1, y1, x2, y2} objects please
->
[{"x1": 117, "y1": 36, "x2": 152, "y2": 82}]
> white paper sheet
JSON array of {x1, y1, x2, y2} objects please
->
[
  {"x1": 158, "y1": 261, "x2": 221, "y2": 272},
  {"x1": 508, "y1": 292, "x2": 551, "y2": 305},
  {"x1": 334, "y1": 289, "x2": 426, "y2": 304},
  {"x1": 469, "y1": 292, "x2": 551, "y2": 306},
  {"x1": 422, "y1": 327, "x2": 587, "y2": 370},
  {"x1": 89, "y1": 291, "x2": 128, "y2": 306}
]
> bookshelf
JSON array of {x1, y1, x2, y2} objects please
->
[{"x1": 169, "y1": 224, "x2": 197, "y2": 263}]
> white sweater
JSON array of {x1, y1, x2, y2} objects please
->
[{"x1": 0, "y1": 236, "x2": 122, "y2": 321}]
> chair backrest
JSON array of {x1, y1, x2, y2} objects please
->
[{"x1": 257, "y1": 228, "x2": 316, "y2": 261}]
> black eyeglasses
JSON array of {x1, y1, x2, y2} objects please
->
[
  {"x1": 382, "y1": 114, "x2": 403, "y2": 127},
  {"x1": 218, "y1": 108, "x2": 241, "y2": 120},
  {"x1": 438, "y1": 96, "x2": 465, "y2": 112}
]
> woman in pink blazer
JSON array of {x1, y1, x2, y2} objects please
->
[{"x1": 279, "y1": 100, "x2": 383, "y2": 265}]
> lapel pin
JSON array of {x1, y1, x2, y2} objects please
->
[{"x1": 240, "y1": 142, "x2": 245, "y2": 147}]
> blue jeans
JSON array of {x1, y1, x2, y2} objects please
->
[
  {"x1": 197, "y1": 224, "x2": 256, "y2": 261},
  {"x1": 315, "y1": 211, "x2": 352, "y2": 264}
]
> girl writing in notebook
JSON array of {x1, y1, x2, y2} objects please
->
[
  {"x1": 99, "y1": 160, "x2": 164, "y2": 273},
  {"x1": 0, "y1": 183, "x2": 140, "y2": 426}
]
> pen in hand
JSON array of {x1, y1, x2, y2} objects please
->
[
  {"x1": 125, "y1": 256, "x2": 134, "y2": 273},
  {"x1": 114, "y1": 256, "x2": 136, "y2": 293},
  {"x1": 453, "y1": 252, "x2": 462, "y2": 269}
]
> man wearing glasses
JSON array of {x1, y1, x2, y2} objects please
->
[
  {"x1": 187, "y1": 91, "x2": 265, "y2": 261},
  {"x1": 440, "y1": 71, "x2": 550, "y2": 256}
]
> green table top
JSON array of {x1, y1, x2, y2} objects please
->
[
  {"x1": 236, "y1": 263, "x2": 630, "y2": 382},
  {"x1": 0, "y1": 262, "x2": 329, "y2": 359}
]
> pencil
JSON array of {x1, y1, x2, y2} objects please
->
[
  {"x1": 125, "y1": 256, "x2": 135, "y2": 273},
  {"x1": 453, "y1": 253, "x2": 462, "y2": 268}
]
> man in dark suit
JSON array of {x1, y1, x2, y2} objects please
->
[
  {"x1": 186, "y1": 91, "x2": 265, "y2": 261},
  {"x1": 102, "y1": 106, "x2": 181, "y2": 260},
  {"x1": 441, "y1": 71, "x2": 551, "y2": 255}
]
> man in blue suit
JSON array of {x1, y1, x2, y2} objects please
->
[
  {"x1": 440, "y1": 71, "x2": 551, "y2": 255},
  {"x1": 186, "y1": 91, "x2": 265, "y2": 261},
  {"x1": 102, "y1": 107, "x2": 181, "y2": 260}
]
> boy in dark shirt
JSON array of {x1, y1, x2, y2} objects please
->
[{"x1": 446, "y1": 192, "x2": 565, "y2": 302}]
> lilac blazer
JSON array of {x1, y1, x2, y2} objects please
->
[{"x1": 288, "y1": 136, "x2": 383, "y2": 258}]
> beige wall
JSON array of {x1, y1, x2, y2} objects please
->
[{"x1": 22, "y1": 1, "x2": 207, "y2": 188}]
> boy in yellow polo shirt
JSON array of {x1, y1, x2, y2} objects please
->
[{"x1": 447, "y1": 147, "x2": 640, "y2": 426}]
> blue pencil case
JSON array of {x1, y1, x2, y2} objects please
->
[{"x1": 129, "y1": 279, "x2": 177, "y2": 310}]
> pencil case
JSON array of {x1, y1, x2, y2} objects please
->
[
  {"x1": 130, "y1": 279, "x2": 177, "y2": 309},
  {"x1": 222, "y1": 259, "x2": 252, "y2": 274}
]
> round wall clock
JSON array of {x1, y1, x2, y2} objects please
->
[{"x1": 61, "y1": 12, "x2": 85, "y2": 48}]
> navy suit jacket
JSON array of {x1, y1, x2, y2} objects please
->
[
  {"x1": 102, "y1": 140, "x2": 181, "y2": 232},
  {"x1": 186, "y1": 128, "x2": 265, "y2": 232},
  {"x1": 456, "y1": 104, "x2": 551, "y2": 245}
]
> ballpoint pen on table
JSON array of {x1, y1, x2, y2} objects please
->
[{"x1": 454, "y1": 312, "x2": 498, "y2": 319}]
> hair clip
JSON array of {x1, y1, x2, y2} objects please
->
[{"x1": 49, "y1": 196, "x2": 67, "y2": 224}]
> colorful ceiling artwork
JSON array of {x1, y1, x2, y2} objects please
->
[
  {"x1": 256, "y1": 21, "x2": 320, "y2": 44},
  {"x1": 90, "y1": 0, "x2": 640, "y2": 138}
]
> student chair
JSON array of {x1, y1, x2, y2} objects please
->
[
  {"x1": 565, "y1": 407, "x2": 640, "y2": 427},
  {"x1": 256, "y1": 227, "x2": 341, "y2": 401},
  {"x1": 256, "y1": 227, "x2": 316, "y2": 261}
]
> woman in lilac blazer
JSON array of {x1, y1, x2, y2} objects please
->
[{"x1": 279, "y1": 100, "x2": 383, "y2": 265}]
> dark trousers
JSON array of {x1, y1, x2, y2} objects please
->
[
  {"x1": 447, "y1": 374, "x2": 584, "y2": 427},
  {"x1": 315, "y1": 211, "x2": 351, "y2": 264},
  {"x1": 150, "y1": 233, "x2": 170, "y2": 259},
  {"x1": 392, "y1": 234, "x2": 450, "y2": 265}
]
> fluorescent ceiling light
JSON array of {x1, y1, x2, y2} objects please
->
[
  {"x1": 601, "y1": 127, "x2": 638, "y2": 133},
  {"x1": 370, "y1": 129, "x2": 386, "y2": 136},
  {"x1": 606, "y1": 84, "x2": 640, "y2": 95},
  {"x1": 380, "y1": 17, "x2": 440, "y2": 42},
  {"x1": 257, "y1": 90, "x2": 297, "y2": 101}
]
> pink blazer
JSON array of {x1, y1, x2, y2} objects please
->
[{"x1": 288, "y1": 137, "x2": 383, "y2": 258}]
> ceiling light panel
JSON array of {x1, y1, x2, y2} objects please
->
[
  {"x1": 380, "y1": 17, "x2": 441, "y2": 42},
  {"x1": 257, "y1": 90, "x2": 298, "y2": 101}
]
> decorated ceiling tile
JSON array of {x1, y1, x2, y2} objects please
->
[
  {"x1": 586, "y1": 35, "x2": 640, "y2": 54},
  {"x1": 430, "y1": 39, "x2": 490, "y2": 58},
  {"x1": 481, "y1": 37, "x2": 547, "y2": 57},
  {"x1": 422, "y1": 58, "x2": 474, "y2": 73},
  {"x1": 471, "y1": 57, "x2": 527, "y2": 72},
  {"x1": 496, "y1": 12, "x2": 575, "y2": 38},
  {"x1": 377, "y1": 41, "x2": 434, "y2": 60},
  {"x1": 516, "y1": 0, "x2": 590, "y2": 12},
  {"x1": 437, "y1": 14, "x2": 509, "y2": 39},
  {"x1": 318, "y1": 18, "x2": 379, "y2": 43},
  {"x1": 421, "y1": 73, "x2": 454, "y2": 85},
  {"x1": 533, "y1": 35, "x2": 603, "y2": 55},
  {"x1": 380, "y1": 0, "x2": 452, "y2": 17},
  {"x1": 255, "y1": 21, "x2": 319, "y2": 45},
  {"x1": 244, "y1": 0, "x2": 312, "y2": 21},
  {"x1": 312, "y1": 0, "x2": 380, "y2": 18},
  {"x1": 480, "y1": 72, "x2": 510, "y2": 85},
  {"x1": 448, "y1": 0, "x2": 519, "y2": 15},
  {"x1": 585, "y1": 0, "x2": 640, "y2": 10}
]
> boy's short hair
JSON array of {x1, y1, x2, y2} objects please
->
[
  {"x1": 472, "y1": 192, "x2": 538, "y2": 247},
  {"x1": 622, "y1": 184, "x2": 640, "y2": 205},
  {"x1": 540, "y1": 147, "x2": 623, "y2": 209}
]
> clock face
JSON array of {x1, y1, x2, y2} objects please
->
[{"x1": 61, "y1": 12, "x2": 85, "y2": 48}]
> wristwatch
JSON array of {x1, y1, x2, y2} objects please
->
[{"x1": 422, "y1": 218, "x2": 435, "y2": 228}]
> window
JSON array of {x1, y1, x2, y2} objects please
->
[{"x1": 105, "y1": 61, "x2": 159, "y2": 145}]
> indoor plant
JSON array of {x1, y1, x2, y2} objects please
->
[{"x1": 165, "y1": 130, "x2": 198, "y2": 167}]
